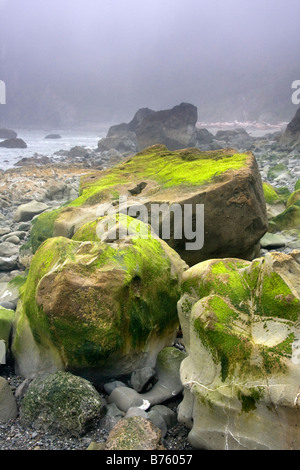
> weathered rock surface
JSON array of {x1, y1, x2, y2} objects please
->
[{"x1": 178, "y1": 251, "x2": 300, "y2": 450}]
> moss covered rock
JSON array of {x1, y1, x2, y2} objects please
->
[
  {"x1": 0, "y1": 307, "x2": 15, "y2": 345},
  {"x1": 12, "y1": 215, "x2": 187, "y2": 382},
  {"x1": 270, "y1": 199, "x2": 300, "y2": 231},
  {"x1": 20, "y1": 372, "x2": 101, "y2": 436},
  {"x1": 263, "y1": 182, "x2": 280, "y2": 204},
  {"x1": 104, "y1": 416, "x2": 164, "y2": 450},
  {"x1": 29, "y1": 145, "x2": 268, "y2": 266},
  {"x1": 287, "y1": 189, "x2": 300, "y2": 209},
  {"x1": 178, "y1": 251, "x2": 300, "y2": 450}
]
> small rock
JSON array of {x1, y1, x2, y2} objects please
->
[
  {"x1": 107, "y1": 387, "x2": 144, "y2": 412},
  {"x1": 260, "y1": 232, "x2": 287, "y2": 249},
  {"x1": 130, "y1": 367, "x2": 156, "y2": 392},
  {"x1": 103, "y1": 380, "x2": 127, "y2": 395},
  {"x1": 100, "y1": 402, "x2": 125, "y2": 432},
  {"x1": 151, "y1": 405, "x2": 177, "y2": 429},
  {"x1": 0, "y1": 377, "x2": 18, "y2": 422},
  {"x1": 13, "y1": 201, "x2": 49, "y2": 223},
  {"x1": 104, "y1": 416, "x2": 165, "y2": 450},
  {"x1": 4, "y1": 236, "x2": 20, "y2": 245},
  {"x1": 147, "y1": 409, "x2": 168, "y2": 438},
  {"x1": 0, "y1": 138, "x2": 27, "y2": 149},
  {"x1": 125, "y1": 407, "x2": 149, "y2": 419}
]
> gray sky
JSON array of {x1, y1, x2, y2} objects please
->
[{"x1": 0, "y1": 0, "x2": 300, "y2": 127}]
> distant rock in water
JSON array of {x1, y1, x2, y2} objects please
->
[
  {"x1": 0, "y1": 128, "x2": 17, "y2": 139},
  {"x1": 0, "y1": 138, "x2": 27, "y2": 149},
  {"x1": 45, "y1": 134, "x2": 62, "y2": 139},
  {"x1": 15, "y1": 155, "x2": 51, "y2": 166},
  {"x1": 280, "y1": 107, "x2": 300, "y2": 149},
  {"x1": 98, "y1": 102, "x2": 198, "y2": 154}
]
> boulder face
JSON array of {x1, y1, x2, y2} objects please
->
[
  {"x1": 30, "y1": 145, "x2": 268, "y2": 266},
  {"x1": 177, "y1": 251, "x2": 300, "y2": 450},
  {"x1": 12, "y1": 216, "x2": 187, "y2": 383},
  {"x1": 98, "y1": 103, "x2": 198, "y2": 153},
  {"x1": 280, "y1": 107, "x2": 300, "y2": 148},
  {"x1": 20, "y1": 371, "x2": 102, "y2": 436}
]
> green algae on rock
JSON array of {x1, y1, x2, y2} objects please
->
[
  {"x1": 178, "y1": 250, "x2": 300, "y2": 450},
  {"x1": 0, "y1": 307, "x2": 15, "y2": 360},
  {"x1": 270, "y1": 199, "x2": 300, "y2": 231},
  {"x1": 263, "y1": 182, "x2": 280, "y2": 204},
  {"x1": 28, "y1": 145, "x2": 268, "y2": 266},
  {"x1": 12, "y1": 215, "x2": 187, "y2": 382}
]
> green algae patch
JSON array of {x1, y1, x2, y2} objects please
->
[
  {"x1": 70, "y1": 145, "x2": 248, "y2": 207},
  {"x1": 72, "y1": 213, "x2": 153, "y2": 244},
  {"x1": 30, "y1": 208, "x2": 61, "y2": 253},
  {"x1": 0, "y1": 307, "x2": 15, "y2": 345},
  {"x1": 258, "y1": 272, "x2": 300, "y2": 321},
  {"x1": 72, "y1": 218, "x2": 101, "y2": 242},
  {"x1": 286, "y1": 189, "x2": 300, "y2": 208},
  {"x1": 263, "y1": 183, "x2": 280, "y2": 204},
  {"x1": 193, "y1": 294, "x2": 252, "y2": 382},
  {"x1": 238, "y1": 388, "x2": 264, "y2": 413}
]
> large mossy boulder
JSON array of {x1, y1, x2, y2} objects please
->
[
  {"x1": 20, "y1": 372, "x2": 101, "y2": 436},
  {"x1": 29, "y1": 145, "x2": 268, "y2": 266},
  {"x1": 178, "y1": 251, "x2": 300, "y2": 450},
  {"x1": 12, "y1": 215, "x2": 187, "y2": 383}
]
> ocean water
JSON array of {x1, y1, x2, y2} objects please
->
[{"x1": 0, "y1": 128, "x2": 105, "y2": 171}]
